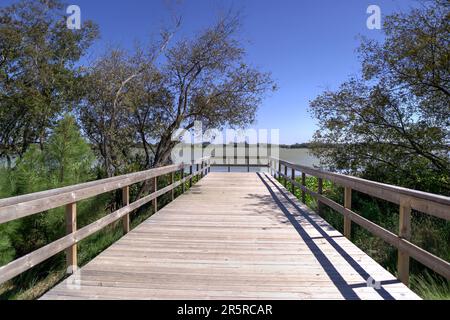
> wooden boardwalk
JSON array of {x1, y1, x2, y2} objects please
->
[{"x1": 41, "y1": 172, "x2": 420, "y2": 300}]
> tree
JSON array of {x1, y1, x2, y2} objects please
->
[
  {"x1": 4, "y1": 115, "x2": 94, "y2": 267},
  {"x1": 78, "y1": 49, "x2": 137, "y2": 178},
  {"x1": 149, "y1": 14, "x2": 275, "y2": 166},
  {"x1": 46, "y1": 115, "x2": 95, "y2": 185},
  {"x1": 13, "y1": 114, "x2": 94, "y2": 193},
  {"x1": 0, "y1": 0, "x2": 98, "y2": 162},
  {"x1": 80, "y1": 13, "x2": 275, "y2": 181},
  {"x1": 309, "y1": 0, "x2": 449, "y2": 195}
]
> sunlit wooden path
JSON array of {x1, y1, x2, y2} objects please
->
[{"x1": 40, "y1": 172, "x2": 419, "y2": 300}]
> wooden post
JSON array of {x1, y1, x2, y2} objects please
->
[
  {"x1": 301, "y1": 172, "x2": 306, "y2": 203},
  {"x1": 278, "y1": 161, "x2": 281, "y2": 179},
  {"x1": 181, "y1": 167, "x2": 185, "y2": 193},
  {"x1": 272, "y1": 160, "x2": 277, "y2": 178},
  {"x1": 65, "y1": 202, "x2": 77, "y2": 273},
  {"x1": 171, "y1": 172, "x2": 175, "y2": 200},
  {"x1": 318, "y1": 178, "x2": 323, "y2": 215},
  {"x1": 189, "y1": 164, "x2": 193, "y2": 188},
  {"x1": 344, "y1": 187, "x2": 352, "y2": 239},
  {"x1": 200, "y1": 161, "x2": 204, "y2": 178},
  {"x1": 398, "y1": 199, "x2": 411, "y2": 286},
  {"x1": 122, "y1": 186, "x2": 130, "y2": 234},
  {"x1": 153, "y1": 176, "x2": 157, "y2": 213},
  {"x1": 291, "y1": 168, "x2": 295, "y2": 194},
  {"x1": 284, "y1": 165, "x2": 288, "y2": 187}
]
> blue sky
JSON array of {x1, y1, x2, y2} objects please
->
[{"x1": 6, "y1": 0, "x2": 418, "y2": 143}]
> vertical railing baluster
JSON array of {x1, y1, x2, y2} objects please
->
[
  {"x1": 344, "y1": 187, "x2": 352, "y2": 239},
  {"x1": 318, "y1": 178, "x2": 323, "y2": 215},
  {"x1": 301, "y1": 172, "x2": 306, "y2": 203},
  {"x1": 189, "y1": 163, "x2": 193, "y2": 188},
  {"x1": 171, "y1": 172, "x2": 175, "y2": 200},
  {"x1": 65, "y1": 202, "x2": 77, "y2": 273},
  {"x1": 291, "y1": 167, "x2": 295, "y2": 194},
  {"x1": 122, "y1": 186, "x2": 130, "y2": 233},
  {"x1": 181, "y1": 165, "x2": 185, "y2": 193},
  {"x1": 284, "y1": 165, "x2": 288, "y2": 187},
  {"x1": 278, "y1": 161, "x2": 281, "y2": 180},
  {"x1": 153, "y1": 176, "x2": 158, "y2": 213},
  {"x1": 398, "y1": 199, "x2": 411, "y2": 286},
  {"x1": 201, "y1": 161, "x2": 204, "y2": 178}
]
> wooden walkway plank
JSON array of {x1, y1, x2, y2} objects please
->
[{"x1": 40, "y1": 173, "x2": 420, "y2": 300}]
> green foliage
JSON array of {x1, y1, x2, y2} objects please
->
[
  {"x1": 309, "y1": 0, "x2": 449, "y2": 195},
  {"x1": 307, "y1": 0, "x2": 449, "y2": 299},
  {"x1": 12, "y1": 145, "x2": 47, "y2": 194},
  {"x1": 411, "y1": 270, "x2": 450, "y2": 300},
  {"x1": 46, "y1": 116, "x2": 95, "y2": 186},
  {"x1": 12, "y1": 115, "x2": 94, "y2": 194},
  {"x1": 0, "y1": 115, "x2": 96, "y2": 288},
  {"x1": 0, "y1": 222, "x2": 17, "y2": 266},
  {"x1": 0, "y1": 0, "x2": 99, "y2": 159}
]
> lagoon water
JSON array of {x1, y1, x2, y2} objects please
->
[
  {"x1": 1, "y1": 148, "x2": 320, "y2": 171},
  {"x1": 210, "y1": 148, "x2": 320, "y2": 173},
  {"x1": 279, "y1": 148, "x2": 320, "y2": 167}
]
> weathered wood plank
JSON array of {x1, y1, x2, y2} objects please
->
[{"x1": 41, "y1": 173, "x2": 420, "y2": 300}]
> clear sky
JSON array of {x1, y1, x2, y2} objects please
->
[{"x1": 5, "y1": 0, "x2": 418, "y2": 144}]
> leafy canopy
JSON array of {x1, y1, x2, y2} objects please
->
[{"x1": 309, "y1": 0, "x2": 449, "y2": 195}]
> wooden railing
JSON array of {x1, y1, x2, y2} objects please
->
[
  {"x1": 210, "y1": 156, "x2": 270, "y2": 172},
  {"x1": 0, "y1": 157, "x2": 211, "y2": 285},
  {"x1": 269, "y1": 157, "x2": 450, "y2": 286}
]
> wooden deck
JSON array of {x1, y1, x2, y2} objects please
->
[{"x1": 40, "y1": 172, "x2": 420, "y2": 300}]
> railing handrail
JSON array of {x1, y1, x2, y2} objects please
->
[
  {"x1": 0, "y1": 157, "x2": 211, "y2": 285},
  {"x1": 268, "y1": 156, "x2": 450, "y2": 285},
  {"x1": 270, "y1": 156, "x2": 450, "y2": 220},
  {"x1": 0, "y1": 157, "x2": 210, "y2": 224}
]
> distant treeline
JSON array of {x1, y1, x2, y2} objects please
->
[
  {"x1": 279, "y1": 143, "x2": 311, "y2": 149},
  {"x1": 167, "y1": 142, "x2": 313, "y2": 148}
]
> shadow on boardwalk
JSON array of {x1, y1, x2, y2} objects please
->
[{"x1": 252, "y1": 172, "x2": 400, "y2": 300}]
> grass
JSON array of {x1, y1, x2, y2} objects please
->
[{"x1": 411, "y1": 271, "x2": 450, "y2": 300}]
